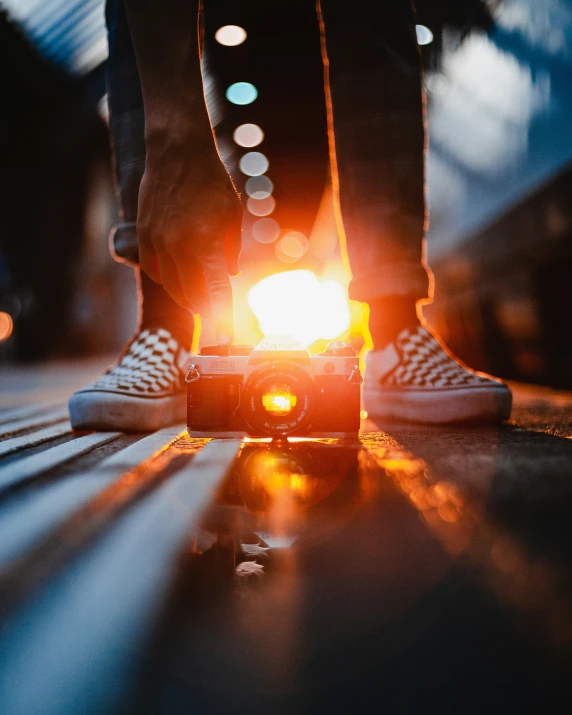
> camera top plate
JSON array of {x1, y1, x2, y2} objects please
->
[{"x1": 199, "y1": 345, "x2": 253, "y2": 357}]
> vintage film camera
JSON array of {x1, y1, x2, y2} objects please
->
[{"x1": 186, "y1": 336, "x2": 362, "y2": 438}]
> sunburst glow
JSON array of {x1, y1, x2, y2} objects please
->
[{"x1": 248, "y1": 270, "x2": 351, "y2": 347}]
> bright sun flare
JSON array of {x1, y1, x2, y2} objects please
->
[{"x1": 248, "y1": 270, "x2": 351, "y2": 346}]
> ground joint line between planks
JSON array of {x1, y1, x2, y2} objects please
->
[
  {"x1": 0, "y1": 408, "x2": 70, "y2": 439},
  {"x1": 0, "y1": 432, "x2": 122, "y2": 490}
]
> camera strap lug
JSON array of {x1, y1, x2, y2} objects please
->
[{"x1": 185, "y1": 365, "x2": 201, "y2": 383}]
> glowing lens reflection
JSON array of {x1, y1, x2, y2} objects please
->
[{"x1": 262, "y1": 385, "x2": 297, "y2": 416}]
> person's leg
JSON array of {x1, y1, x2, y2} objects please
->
[
  {"x1": 69, "y1": 0, "x2": 192, "y2": 431},
  {"x1": 318, "y1": 0, "x2": 511, "y2": 422},
  {"x1": 105, "y1": 0, "x2": 193, "y2": 347},
  {"x1": 318, "y1": 0, "x2": 428, "y2": 348}
]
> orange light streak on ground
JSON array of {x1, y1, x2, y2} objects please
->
[{"x1": 361, "y1": 433, "x2": 572, "y2": 649}]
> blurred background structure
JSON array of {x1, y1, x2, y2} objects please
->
[{"x1": 1, "y1": 0, "x2": 572, "y2": 388}]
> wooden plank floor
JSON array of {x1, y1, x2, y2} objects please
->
[{"x1": 0, "y1": 359, "x2": 571, "y2": 714}]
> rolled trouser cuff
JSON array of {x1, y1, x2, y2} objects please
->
[
  {"x1": 348, "y1": 261, "x2": 433, "y2": 303},
  {"x1": 110, "y1": 222, "x2": 139, "y2": 266}
]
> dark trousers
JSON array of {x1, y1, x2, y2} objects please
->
[
  {"x1": 105, "y1": 0, "x2": 430, "y2": 304},
  {"x1": 105, "y1": 0, "x2": 144, "y2": 266}
]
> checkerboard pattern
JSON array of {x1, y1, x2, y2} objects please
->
[
  {"x1": 383, "y1": 326, "x2": 496, "y2": 389},
  {"x1": 86, "y1": 329, "x2": 188, "y2": 397}
]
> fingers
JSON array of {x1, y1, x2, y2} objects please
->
[
  {"x1": 203, "y1": 260, "x2": 234, "y2": 345},
  {"x1": 173, "y1": 247, "x2": 234, "y2": 345},
  {"x1": 167, "y1": 245, "x2": 234, "y2": 345},
  {"x1": 139, "y1": 241, "x2": 162, "y2": 284},
  {"x1": 170, "y1": 246, "x2": 215, "y2": 322},
  {"x1": 156, "y1": 253, "x2": 189, "y2": 310},
  {"x1": 182, "y1": 266, "x2": 211, "y2": 319},
  {"x1": 198, "y1": 317, "x2": 217, "y2": 347}
]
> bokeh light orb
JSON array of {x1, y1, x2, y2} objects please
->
[
  {"x1": 239, "y1": 151, "x2": 269, "y2": 176},
  {"x1": 233, "y1": 123, "x2": 264, "y2": 147},
  {"x1": 252, "y1": 217, "x2": 280, "y2": 244},
  {"x1": 276, "y1": 231, "x2": 309, "y2": 263},
  {"x1": 416, "y1": 25, "x2": 433, "y2": 45},
  {"x1": 226, "y1": 82, "x2": 258, "y2": 105},
  {"x1": 215, "y1": 25, "x2": 247, "y2": 46},
  {"x1": 0, "y1": 312, "x2": 13, "y2": 342},
  {"x1": 246, "y1": 175, "x2": 273, "y2": 199},
  {"x1": 247, "y1": 195, "x2": 275, "y2": 216}
]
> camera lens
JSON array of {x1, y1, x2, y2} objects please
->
[
  {"x1": 261, "y1": 383, "x2": 297, "y2": 417},
  {"x1": 242, "y1": 362, "x2": 313, "y2": 437}
]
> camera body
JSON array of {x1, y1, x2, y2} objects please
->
[{"x1": 186, "y1": 336, "x2": 362, "y2": 438}]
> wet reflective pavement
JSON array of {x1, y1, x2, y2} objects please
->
[{"x1": 0, "y1": 383, "x2": 571, "y2": 714}]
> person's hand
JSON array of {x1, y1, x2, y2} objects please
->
[
  {"x1": 137, "y1": 143, "x2": 242, "y2": 345},
  {"x1": 122, "y1": 0, "x2": 241, "y2": 343}
]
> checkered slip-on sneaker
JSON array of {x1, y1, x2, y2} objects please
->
[
  {"x1": 363, "y1": 325, "x2": 512, "y2": 424},
  {"x1": 69, "y1": 328, "x2": 190, "y2": 431}
]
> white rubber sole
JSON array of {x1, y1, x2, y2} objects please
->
[
  {"x1": 362, "y1": 383, "x2": 512, "y2": 424},
  {"x1": 68, "y1": 390, "x2": 187, "y2": 432}
]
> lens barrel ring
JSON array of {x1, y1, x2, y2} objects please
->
[{"x1": 242, "y1": 361, "x2": 314, "y2": 436}]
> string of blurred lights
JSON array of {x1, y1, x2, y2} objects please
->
[{"x1": 217, "y1": 21, "x2": 314, "y2": 264}]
